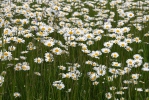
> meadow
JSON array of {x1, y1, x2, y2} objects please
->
[{"x1": 0, "y1": 0, "x2": 149, "y2": 100}]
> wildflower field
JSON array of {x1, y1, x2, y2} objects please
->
[{"x1": 0, "y1": 0, "x2": 149, "y2": 99}]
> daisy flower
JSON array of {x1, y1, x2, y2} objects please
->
[
  {"x1": 14, "y1": 92, "x2": 21, "y2": 98},
  {"x1": 111, "y1": 52, "x2": 119, "y2": 58},
  {"x1": 105, "y1": 92, "x2": 112, "y2": 99},
  {"x1": 52, "y1": 47, "x2": 63, "y2": 55},
  {"x1": 101, "y1": 48, "x2": 111, "y2": 53},
  {"x1": 127, "y1": 12, "x2": 134, "y2": 18},
  {"x1": 34, "y1": 57, "x2": 44, "y2": 64},
  {"x1": 0, "y1": 76, "x2": 4, "y2": 84}
]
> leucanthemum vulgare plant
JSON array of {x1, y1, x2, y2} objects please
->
[{"x1": 0, "y1": 0, "x2": 149, "y2": 100}]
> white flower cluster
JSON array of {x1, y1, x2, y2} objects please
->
[{"x1": 53, "y1": 80, "x2": 65, "y2": 90}]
